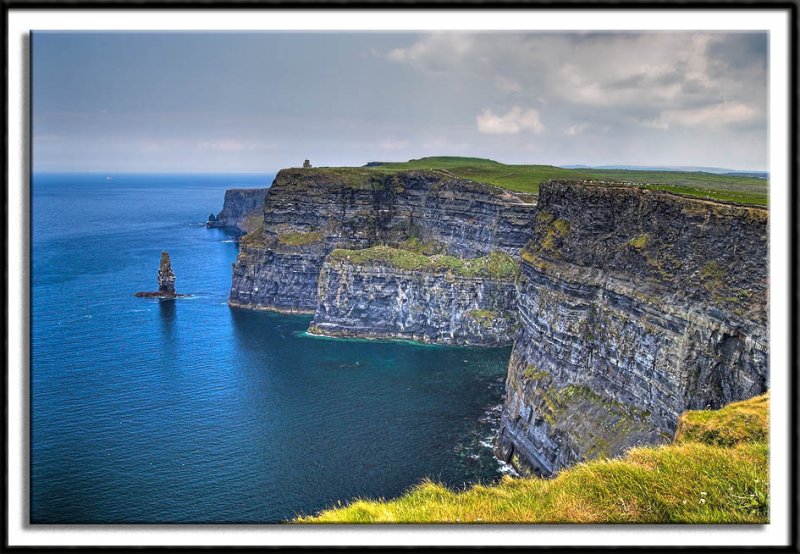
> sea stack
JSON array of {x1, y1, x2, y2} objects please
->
[
  {"x1": 157, "y1": 251, "x2": 176, "y2": 294},
  {"x1": 135, "y1": 251, "x2": 184, "y2": 298}
]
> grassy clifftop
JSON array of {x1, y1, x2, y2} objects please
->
[
  {"x1": 373, "y1": 157, "x2": 768, "y2": 205},
  {"x1": 297, "y1": 393, "x2": 769, "y2": 524},
  {"x1": 280, "y1": 157, "x2": 766, "y2": 205}
]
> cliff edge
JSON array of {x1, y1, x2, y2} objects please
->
[{"x1": 495, "y1": 180, "x2": 768, "y2": 476}]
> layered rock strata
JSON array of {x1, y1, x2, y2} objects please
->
[
  {"x1": 310, "y1": 247, "x2": 519, "y2": 346},
  {"x1": 208, "y1": 188, "x2": 268, "y2": 235},
  {"x1": 495, "y1": 181, "x2": 768, "y2": 476},
  {"x1": 228, "y1": 169, "x2": 536, "y2": 312}
]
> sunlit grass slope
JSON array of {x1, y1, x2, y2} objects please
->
[
  {"x1": 297, "y1": 393, "x2": 769, "y2": 524},
  {"x1": 367, "y1": 157, "x2": 767, "y2": 205}
]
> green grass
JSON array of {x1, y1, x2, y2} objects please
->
[
  {"x1": 374, "y1": 157, "x2": 574, "y2": 195},
  {"x1": 522, "y1": 365, "x2": 551, "y2": 381},
  {"x1": 278, "y1": 167, "x2": 389, "y2": 190},
  {"x1": 638, "y1": 183, "x2": 767, "y2": 207},
  {"x1": 468, "y1": 309, "x2": 498, "y2": 328},
  {"x1": 363, "y1": 157, "x2": 768, "y2": 205},
  {"x1": 297, "y1": 393, "x2": 769, "y2": 524},
  {"x1": 553, "y1": 219, "x2": 571, "y2": 235},
  {"x1": 398, "y1": 236, "x2": 446, "y2": 255},
  {"x1": 281, "y1": 157, "x2": 766, "y2": 205},
  {"x1": 675, "y1": 393, "x2": 768, "y2": 448},
  {"x1": 277, "y1": 230, "x2": 323, "y2": 246},
  {"x1": 328, "y1": 246, "x2": 519, "y2": 280},
  {"x1": 628, "y1": 234, "x2": 650, "y2": 249}
]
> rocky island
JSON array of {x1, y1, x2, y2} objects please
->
[{"x1": 219, "y1": 157, "x2": 769, "y2": 479}]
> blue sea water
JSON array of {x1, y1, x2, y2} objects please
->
[{"x1": 31, "y1": 173, "x2": 512, "y2": 523}]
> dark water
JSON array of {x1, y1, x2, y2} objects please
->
[{"x1": 31, "y1": 173, "x2": 512, "y2": 523}]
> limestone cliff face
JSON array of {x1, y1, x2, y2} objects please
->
[
  {"x1": 310, "y1": 250, "x2": 519, "y2": 346},
  {"x1": 208, "y1": 188, "x2": 269, "y2": 235},
  {"x1": 495, "y1": 181, "x2": 768, "y2": 476},
  {"x1": 228, "y1": 169, "x2": 536, "y2": 312}
]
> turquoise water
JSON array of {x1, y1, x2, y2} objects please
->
[{"x1": 31, "y1": 173, "x2": 511, "y2": 523}]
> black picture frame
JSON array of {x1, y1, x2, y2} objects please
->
[{"x1": 4, "y1": 1, "x2": 798, "y2": 550}]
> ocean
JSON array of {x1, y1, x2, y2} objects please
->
[{"x1": 30, "y1": 173, "x2": 512, "y2": 523}]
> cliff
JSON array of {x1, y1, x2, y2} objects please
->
[
  {"x1": 310, "y1": 246, "x2": 519, "y2": 346},
  {"x1": 226, "y1": 166, "x2": 768, "y2": 479},
  {"x1": 228, "y1": 168, "x2": 536, "y2": 312},
  {"x1": 495, "y1": 181, "x2": 768, "y2": 476},
  {"x1": 208, "y1": 188, "x2": 269, "y2": 235}
]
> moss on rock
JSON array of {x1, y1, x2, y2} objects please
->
[
  {"x1": 328, "y1": 246, "x2": 519, "y2": 280},
  {"x1": 277, "y1": 230, "x2": 324, "y2": 246},
  {"x1": 628, "y1": 234, "x2": 650, "y2": 249}
]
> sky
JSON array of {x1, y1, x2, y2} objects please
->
[{"x1": 32, "y1": 31, "x2": 768, "y2": 172}]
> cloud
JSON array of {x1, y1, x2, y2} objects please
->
[
  {"x1": 563, "y1": 123, "x2": 589, "y2": 136},
  {"x1": 386, "y1": 34, "x2": 475, "y2": 71},
  {"x1": 389, "y1": 31, "x2": 766, "y2": 126},
  {"x1": 656, "y1": 101, "x2": 761, "y2": 129},
  {"x1": 477, "y1": 107, "x2": 545, "y2": 135},
  {"x1": 495, "y1": 76, "x2": 523, "y2": 94}
]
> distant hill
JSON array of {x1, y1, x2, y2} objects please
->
[
  {"x1": 562, "y1": 164, "x2": 768, "y2": 178},
  {"x1": 723, "y1": 172, "x2": 768, "y2": 179}
]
